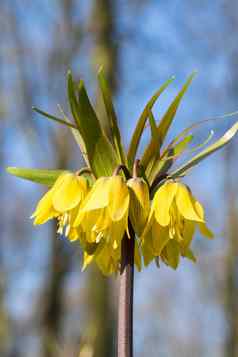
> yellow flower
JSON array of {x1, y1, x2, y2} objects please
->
[
  {"x1": 31, "y1": 172, "x2": 89, "y2": 240},
  {"x1": 74, "y1": 175, "x2": 131, "y2": 274},
  {"x1": 74, "y1": 176, "x2": 129, "y2": 245},
  {"x1": 82, "y1": 242, "x2": 121, "y2": 275},
  {"x1": 127, "y1": 178, "x2": 150, "y2": 237},
  {"x1": 141, "y1": 180, "x2": 213, "y2": 269}
]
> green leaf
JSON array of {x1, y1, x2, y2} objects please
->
[
  {"x1": 6, "y1": 167, "x2": 66, "y2": 186},
  {"x1": 148, "y1": 110, "x2": 158, "y2": 141},
  {"x1": 141, "y1": 111, "x2": 161, "y2": 182},
  {"x1": 67, "y1": 71, "x2": 119, "y2": 177},
  {"x1": 71, "y1": 128, "x2": 90, "y2": 166},
  {"x1": 127, "y1": 76, "x2": 175, "y2": 169},
  {"x1": 33, "y1": 104, "x2": 89, "y2": 165},
  {"x1": 97, "y1": 68, "x2": 127, "y2": 165},
  {"x1": 32, "y1": 107, "x2": 77, "y2": 129},
  {"x1": 149, "y1": 135, "x2": 193, "y2": 184},
  {"x1": 141, "y1": 72, "x2": 196, "y2": 170},
  {"x1": 170, "y1": 121, "x2": 238, "y2": 178},
  {"x1": 165, "y1": 110, "x2": 238, "y2": 151}
]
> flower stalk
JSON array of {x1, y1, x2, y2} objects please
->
[{"x1": 117, "y1": 229, "x2": 135, "y2": 357}]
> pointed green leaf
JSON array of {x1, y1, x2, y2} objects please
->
[
  {"x1": 6, "y1": 167, "x2": 66, "y2": 186},
  {"x1": 149, "y1": 135, "x2": 193, "y2": 184},
  {"x1": 71, "y1": 128, "x2": 90, "y2": 166},
  {"x1": 67, "y1": 71, "x2": 119, "y2": 177},
  {"x1": 167, "y1": 109, "x2": 238, "y2": 151},
  {"x1": 97, "y1": 68, "x2": 127, "y2": 165},
  {"x1": 148, "y1": 110, "x2": 158, "y2": 140},
  {"x1": 33, "y1": 107, "x2": 77, "y2": 129},
  {"x1": 141, "y1": 72, "x2": 196, "y2": 169},
  {"x1": 170, "y1": 121, "x2": 238, "y2": 178},
  {"x1": 127, "y1": 76, "x2": 175, "y2": 169},
  {"x1": 157, "y1": 72, "x2": 196, "y2": 144}
]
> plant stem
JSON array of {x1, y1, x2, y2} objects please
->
[{"x1": 117, "y1": 232, "x2": 135, "y2": 357}]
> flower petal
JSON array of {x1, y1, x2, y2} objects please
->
[
  {"x1": 141, "y1": 233, "x2": 155, "y2": 266},
  {"x1": 108, "y1": 176, "x2": 129, "y2": 222},
  {"x1": 82, "y1": 251, "x2": 95, "y2": 271},
  {"x1": 180, "y1": 247, "x2": 197, "y2": 262},
  {"x1": 193, "y1": 199, "x2": 205, "y2": 220},
  {"x1": 127, "y1": 178, "x2": 150, "y2": 236},
  {"x1": 81, "y1": 177, "x2": 110, "y2": 212},
  {"x1": 182, "y1": 220, "x2": 196, "y2": 248},
  {"x1": 175, "y1": 184, "x2": 204, "y2": 222},
  {"x1": 198, "y1": 223, "x2": 214, "y2": 239},
  {"x1": 31, "y1": 189, "x2": 58, "y2": 225},
  {"x1": 52, "y1": 173, "x2": 86, "y2": 212},
  {"x1": 151, "y1": 222, "x2": 170, "y2": 255},
  {"x1": 153, "y1": 181, "x2": 178, "y2": 226},
  {"x1": 162, "y1": 240, "x2": 180, "y2": 269}
]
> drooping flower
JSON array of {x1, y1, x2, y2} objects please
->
[
  {"x1": 141, "y1": 180, "x2": 213, "y2": 269},
  {"x1": 81, "y1": 236, "x2": 142, "y2": 275},
  {"x1": 73, "y1": 175, "x2": 130, "y2": 274},
  {"x1": 127, "y1": 177, "x2": 150, "y2": 237},
  {"x1": 31, "y1": 172, "x2": 89, "y2": 241}
]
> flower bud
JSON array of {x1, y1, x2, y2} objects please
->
[{"x1": 127, "y1": 178, "x2": 150, "y2": 237}]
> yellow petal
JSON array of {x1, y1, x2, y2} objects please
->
[
  {"x1": 81, "y1": 177, "x2": 110, "y2": 212},
  {"x1": 151, "y1": 222, "x2": 170, "y2": 255},
  {"x1": 52, "y1": 173, "x2": 86, "y2": 212},
  {"x1": 31, "y1": 189, "x2": 58, "y2": 225},
  {"x1": 82, "y1": 251, "x2": 95, "y2": 271},
  {"x1": 51, "y1": 171, "x2": 71, "y2": 190},
  {"x1": 92, "y1": 208, "x2": 110, "y2": 233},
  {"x1": 180, "y1": 247, "x2": 197, "y2": 262},
  {"x1": 193, "y1": 199, "x2": 205, "y2": 220},
  {"x1": 162, "y1": 240, "x2": 180, "y2": 269},
  {"x1": 181, "y1": 220, "x2": 196, "y2": 248},
  {"x1": 193, "y1": 199, "x2": 213, "y2": 238},
  {"x1": 127, "y1": 178, "x2": 150, "y2": 236},
  {"x1": 67, "y1": 227, "x2": 80, "y2": 241},
  {"x1": 198, "y1": 223, "x2": 214, "y2": 239},
  {"x1": 175, "y1": 184, "x2": 204, "y2": 222},
  {"x1": 141, "y1": 233, "x2": 155, "y2": 266},
  {"x1": 108, "y1": 214, "x2": 128, "y2": 247},
  {"x1": 95, "y1": 244, "x2": 119, "y2": 275},
  {"x1": 108, "y1": 176, "x2": 129, "y2": 221},
  {"x1": 153, "y1": 181, "x2": 178, "y2": 226}
]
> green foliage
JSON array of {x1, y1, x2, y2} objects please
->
[
  {"x1": 127, "y1": 76, "x2": 175, "y2": 169},
  {"x1": 7, "y1": 70, "x2": 238, "y2": 192},
  {"x1": 6, "y1": 167, "x2": 65, "y2": 186},
  {"x1": 67, "y1": 71, "x2": 120, "y2": 177},
  {"x1": 141, "y1": 72, "x2": 196, "y2": 180},
  {"x1": 170, "y1": 121, "x2": 238, "y2": 178},
  {"x1": 97, "y1": 68, "x2": 127, "y2": 165}
]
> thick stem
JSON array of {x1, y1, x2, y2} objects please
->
[{"x1": 117, "y1": 233, "x2": 135, "y2": 357}]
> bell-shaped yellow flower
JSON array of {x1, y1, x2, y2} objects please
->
[
  {"x1": 141, "y1": 180, "x2": 213, "y2": 269},
  {"x1": 74, "y1": 175, "x2": 131, "y2": 274},
  {"x1": 82, "y1": 236, "x2": 142, "y2": 275},
  {"x1": 74, "y1": 175, "x2": 129, "y2": 245},
  {"x1": 127, "y1": 178, "x2": 150, "y2": 237},
  {"x1": 82, "y1": 241, "x2": 121, "y2": 275},
  {"x1": 31, "y1": 172, "x2": 89, "y2": 240}
]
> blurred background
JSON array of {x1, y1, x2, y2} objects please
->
[{"x1": 1, "y1": 1, "x2": 238, "y2": 356}]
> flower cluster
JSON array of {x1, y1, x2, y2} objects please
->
[
  {"x1": 10, "y1": 70, "x2": 235, "y2": 276},
  {"x1": 32, "y1": 171, "x2": 213, "y2": 275}
]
